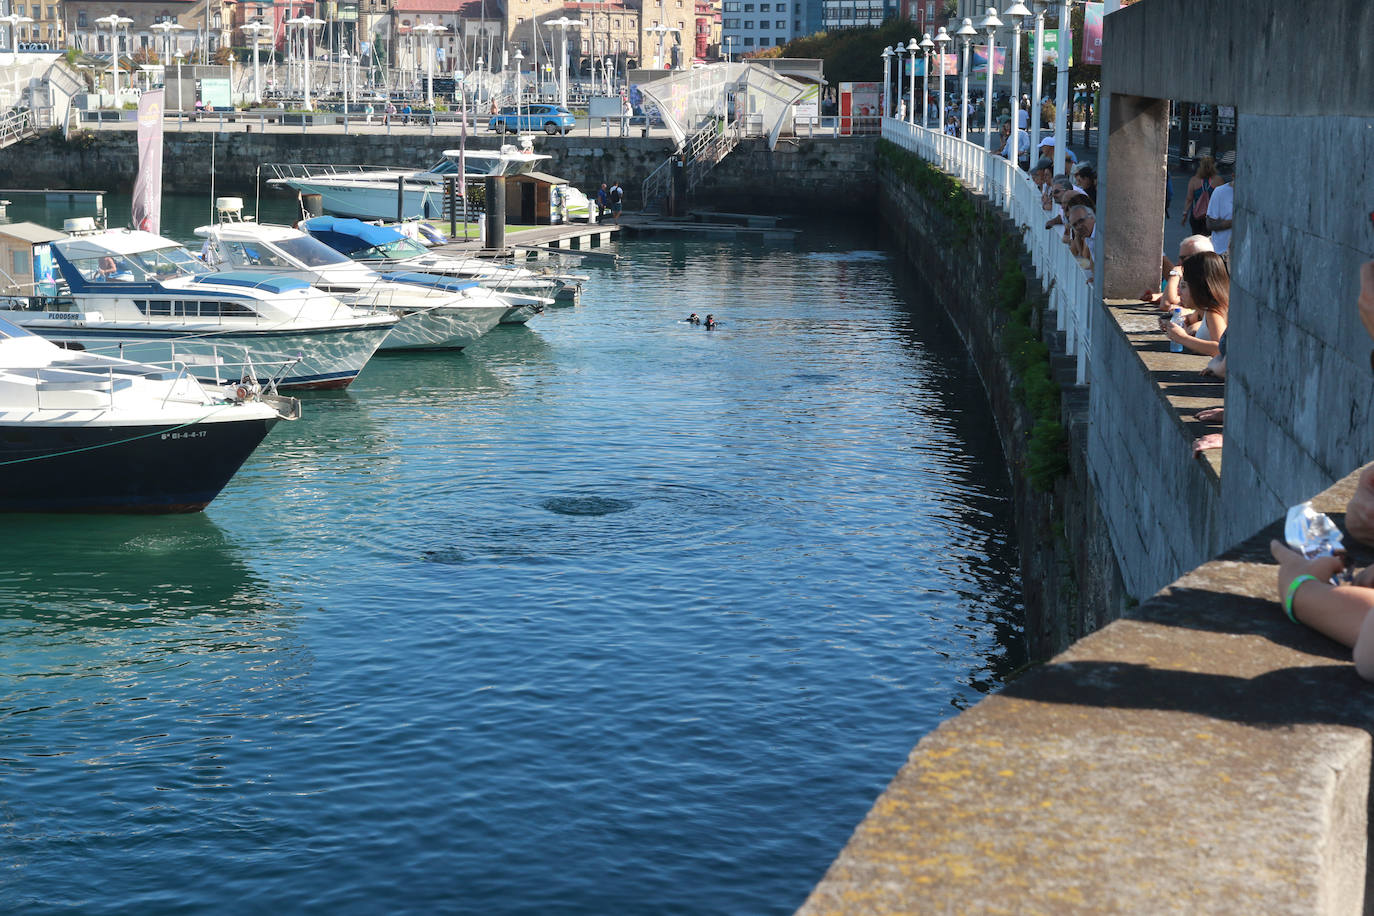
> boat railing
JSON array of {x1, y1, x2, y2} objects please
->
[{"x1": 881, "y1": 117, "x2": 1093, "y2": 386}]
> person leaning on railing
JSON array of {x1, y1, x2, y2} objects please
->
[{"x1": 1270, "y1": 262, "x2": 1374, "y2": 680}]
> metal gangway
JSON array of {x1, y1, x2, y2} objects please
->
[{"x1": 638, "y1": 62, "x2": 808, "y2": 213}]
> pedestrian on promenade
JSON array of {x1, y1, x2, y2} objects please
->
[
  {"x1": 1181, "y1": 155, "x2": 1222, "y2": 237},
  {"x1": 365, "y1": 103, "x2": 374, "y2": 124},
  {"x1": 384, "y1": 100, "x2": 396, "y2": 125},
  {"x1": 402, "y1": 104, "x2": 412, "y2": 125},
  {"x1": 596, "y1": 183, "x2": 609, "y2": 222},
  {"x1": 1206, "y1": 164, "x2": 1235, "y2": 259},
  {"x1": 609, "y1": 182, "x2": 623, "y2": 224}
]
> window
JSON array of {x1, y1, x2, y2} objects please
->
[
  {"x1": 743, "y1": 20, "x2": 753, "y2": 28},
  {"x1": 723, "y1": 1, "x2": 739, "y2": 9},
  {"x1": 11, "y1": 251, "x2": 25, "y2": 276},
  {"x1": 794, "y1": 19, "x2": 800, "y2": 29},
  {"x1": 581, "y1": 39, "x2": 589, "y2": 52},
  {"x1": 76, "y1": 11, "x2": 86, "y2": 26},
  {"x1": 777, "y1": 36, "x2": 785, "y2": 44},
  {"x1": 743, "y1": 3, "x2": 753, "y2": 9},
  {"x1": 612, "y1": 16, "x2": 620, "y2": 27},
  {"x1": 743, "y1": 35, "x2": 754, "y2": 45},
  {"x1": 15, "y1": 6, "x2": 23, "y2": 15},
  {"x1": 723, "y1": 18, "x2": 738, "y2": 27},
  {"x1": 628, "y1": 40, "x2": 635, "y2": 53}
]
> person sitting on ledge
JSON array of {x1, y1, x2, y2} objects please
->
[
  {"x1": 1339, "y1": 263, "x2": 1374, "y2": 547},
  {"x1": 1269, "y1": 538, "x2": 1374, "y2": 680},
  {"x1": 1159, "y1": 251, "x2": 1229, "y2": 358}
]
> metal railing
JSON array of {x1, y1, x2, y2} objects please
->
[
  {"x1": 883, "y1": 117, "x2": 1093, "y2": 386},
  {"x1": 0, "y1": 107, "x2": 34, "y2": 149}
]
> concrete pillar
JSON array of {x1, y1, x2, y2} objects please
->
[
  {"x1": 1101, "y1": 93, "x2": 1168, "y2": 300},
  {"x1": 484, "y1": 176, "x2": 506, "y2": 251}
]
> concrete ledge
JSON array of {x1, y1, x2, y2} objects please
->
[{"x1": 800, "y1": 469, "x2": 1373, "y2": 914}]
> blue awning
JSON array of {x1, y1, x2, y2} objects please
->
[{"x1": 301, "y1": 216, "x2": 405, "y2": 256}]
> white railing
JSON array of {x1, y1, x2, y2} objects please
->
[{"x1": 882, "y1": 117, "x2": 1093, "y2": 386}]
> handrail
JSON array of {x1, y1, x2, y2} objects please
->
[{"x1": 882, "y1": 117, "x2": 1093, "y2": 386}]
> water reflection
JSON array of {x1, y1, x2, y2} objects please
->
[{"x1": 0, "y1": 514, "x2": 273, "y2": 630}]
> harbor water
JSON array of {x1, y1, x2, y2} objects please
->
[{"x1": 0, "y1": 198, "x2": 1025, "y2": 913}]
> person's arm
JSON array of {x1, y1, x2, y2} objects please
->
[
  {"x1": 1357, "y1": 260, "x2": 1374, "y2": 340},
  {"x1": 1206, "y1": 184, "x2": 1233, "y2": 232},
  {"x1": 1179, "y1": 178, "x2": 1197, "y2": 226},
  {"x1": 1161, "y1": 315, "x2": 1220, "y2": 356},
  {"x1": 1270, "y1": 541, "x2": 1374, "y2": 675}
]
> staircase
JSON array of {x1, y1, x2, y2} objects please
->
[{"x1": 640, "y1": 119, "x2": 741, "y2": 214}]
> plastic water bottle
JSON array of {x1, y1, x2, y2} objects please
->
[{"x1": 1169, "y1": 308, "x2": 1186, "y2": 353}]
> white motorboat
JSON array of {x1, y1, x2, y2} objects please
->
[
  {"x1": 299, "y1": 216, "x2": 590, "y2": 322},
  {"x1": 0, "y1": 221, "x2": 397, "y2": 391},
  {"x1": 195, "y1": 200, "x2": 511, "y2": 350},
  {"x1": 265, "y1": 145, "x2": 551, "y2": 221},
  {"x1": 0, "y1": 313, "x2": 298, "y2": 512}
]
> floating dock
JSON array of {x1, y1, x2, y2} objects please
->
[{"x1": 433, "y1": 222, "x2": 620, "y2": 261}]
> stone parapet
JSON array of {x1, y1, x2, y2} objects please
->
[{"x1": 801, "y1": 467, "x2": 1373, "y2": 914}]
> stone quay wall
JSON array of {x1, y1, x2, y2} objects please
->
[{"x1": 0, "y1": 128, "x2": 876, "y2": 216}]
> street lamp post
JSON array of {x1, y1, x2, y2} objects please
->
[
  {"x1": 544, "y1": 17, "x2": 584, "y2": 110},
  {"x1": 340, "y1": 48, "x2": 351, "y2": 127},
  {"x1": 1029, "y1": 1, "x2": 1046, "y2": 159},
  {"x1": 958, "y1": 17, "x2": 975, "y2": 140},
  {"x1": 980, "y1": 7, "x2": 1002, "y2": 152},
  {"x1": 288, "y1": 15, "x2": 325, "y2": 109},
  {"x1": 604, "y1": 56, "x2": 612, "y2": 95},
  {"x1": 892, "y1": 42, "x2": 904, "y2": 119},
  {"x1": 935, "y1": 26, "x2": 950, "y2": 135},
  {"x1": 725, "y1": 35, "x2": 731, "y2": 63},
  {"x1": 919, "y1": 32, "x2": 933, "y2": 129},
  {"x1": 174, "y1": 50, "x2": 184, "y2": 109},
  {"x1": 1052, "y1": 0, "x2": 1071, "y2": 176},
  {"x1": 880, "y1": 46, "x2": 893, "y2": 120},
  {"x1": 905, "y1": 37, "x2": 917, "y2": 125},
  {"x1": 1, "y1": 13, "x2": 31, "y2": 64},
  {"x1": 242, "y1": 20, "x2": 270, "y2": 104},
  {"x1": 1005, "y1": 1, "x2": 1031, "y2": 170},
  {"x1": 414, "y1": 22, "x2": 446, "y2": 108},
  {"x1": 96, "y1": 15, "x2": 128, "y2": 100},
  {"x1": 513, "y1": 46, "x2": 523, "y2": 127}
]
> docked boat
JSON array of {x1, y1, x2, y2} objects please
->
[
  {"x1": 195, "y1": 200, "x2": 512, "y2": 350},
  {"x1": 0, "y1": 221, "x2": 397, "y2": 391},
  {"x1": 300, "y1": 216, "x2": 588, "y2": 321},
  {"x1": 265, "y1": 145, "x2": 551, "y2": 221},
  {"x1": 0, "y1": 313, "x2": 298, "y2": 512}
]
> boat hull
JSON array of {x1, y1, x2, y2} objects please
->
[
  {"x1": 0, "y1": 414, "x2": 279, "y2": 512},
  {"x1": 375, "y1": 304, "x2": 508, "y2": 350},
  {"x1": 12, "y1": 322, "x2": 393, "y2": 391}
]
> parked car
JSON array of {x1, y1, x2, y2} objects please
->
[{"x1": 488, "y1": 104, "x2": 577, "y2": 135}]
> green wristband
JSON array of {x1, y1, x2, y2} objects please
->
[{"x1": 1285, "y1": 574, "x2": 1320, "y2": 624}]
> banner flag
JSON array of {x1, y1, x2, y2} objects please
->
[
  {"x1": 131, "y1": 89, "x2": 163, "y2": 235},
  {"x1": 1083, "y1": 2, "x2": 1104, "y2": 65}
]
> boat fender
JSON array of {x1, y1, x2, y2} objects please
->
[{"x1": 234, "y1": 384, "x2": 252, "y2": 401}]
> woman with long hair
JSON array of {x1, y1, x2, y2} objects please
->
[
  {"x1": 1181, "y1": 155, "x2": 1223, "y2": 237},
  {"x1": 1160, "y1": 251, "x2": 1228, "y2": 357}
]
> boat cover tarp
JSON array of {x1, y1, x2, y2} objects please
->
[
  {"x1": 300, "y1": 217, "x2": 405, "y2": 256},
  {"x1": 382, "y1": 271, "x2": 480, "y2": 293}
]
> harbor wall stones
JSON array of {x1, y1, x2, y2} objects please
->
[
  {"x1": 876, "y1": 149, "x2": 1128, "y2": 657},
  {"x1": 0, "y1": 128, "x2": 876, "y2": 215}
]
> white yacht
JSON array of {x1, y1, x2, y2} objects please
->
[
  {"x1": 0, "y1": 222, "x2": 397, "y2": 391},
  {"x1": 265, "y1": 145, "x2": 551, "y2": 221},
  {"x1": 195, "y1": 200, "x2": 514, "y2": 350},
  {"x1": 299, "y1": 216, "x2": 589, "y2": 322},
  {"x1": 0, "y1": 313, "x2": 298, "y2": 512}
]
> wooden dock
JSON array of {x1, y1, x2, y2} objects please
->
[
  {"x1": 617, "y1": 210, "x2": 799, "y2": 243},
  {"x1": 432, "y1": 221, "x2": 621, "y2": 261}
]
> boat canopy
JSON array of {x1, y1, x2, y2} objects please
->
[
  {"x1": 190, "y1": 272, "x2": 313, "y2": 294},
  {"x1": 300, "y1": 217, "x2": 404, "y2": 256}
]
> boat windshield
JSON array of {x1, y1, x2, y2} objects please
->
[
  {"x1": 276, "y1": 236, "x2": 353, "y2": 267},
  {"x1": 216, "y1": 234, "x2": 351, "y2": 269},
  {"x1": 424, "y1": 159, "x2": 458, "y2": 175},
  {"x1": 358, "y1": 237, "x2": 430, "y2": 261},
  {"x1": 129, "y1": 245, "x2": 213, "y2": 279},
  {"x1": 0, "y1": 314, "x2": 35, "y2": 338}
]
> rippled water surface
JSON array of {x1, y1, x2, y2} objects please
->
[{"x1": 0, "y1": 210, "x2": 1024, "y2": 914}]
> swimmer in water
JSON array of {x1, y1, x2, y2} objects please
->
[
  {"x1": 705, "y1": 314, "x2": 716, "y2": 329},
  {"x1": 686, "y1": 312, "x2": 700, "y2": 324}
]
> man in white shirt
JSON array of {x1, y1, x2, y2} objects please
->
[{"x1": 1207, "y1": 169, "x2": 1235, "y2": 256}]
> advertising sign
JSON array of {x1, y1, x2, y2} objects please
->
[
  {"x1": 839, "y1": 81, "x2": 882, "y2": 136},
  {"x1": 201, "y1": 77, "x2": 231, "y2": 108},
  {"x1": 1083, "y1": 2, "x2": 1104, "y2": 64},
  {"x1": 971, "y1": 45, "x2": 1006, "y2": 77},
  {"x1": 1042, "y1": 30, "x2": 1072, "y2": 68},
  {"x1": 793, "y1": 82, "x2": 819, "y2": 125}
]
